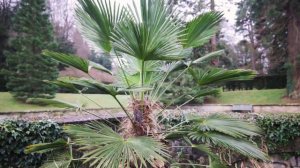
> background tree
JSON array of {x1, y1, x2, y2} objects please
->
[
  {"x1": 0, "y1": 0, "x2": 16, "y2": 91},
  {"x1": 4, "y1": 0, "x2": 58, "y2": 100},
  {"x1": 236, "y1": 0, "x2": 261, "y2": 72},
  {"x1": 236, "y1": 0, "x2": 300, "y2": 98}
]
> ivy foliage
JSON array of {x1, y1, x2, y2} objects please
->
[
  {"x1": 256, "y1": 114, "x2": 300, "y2": 152},
  {"x1": 0, "y1": 120, "x2": 65, "y2": 168}
]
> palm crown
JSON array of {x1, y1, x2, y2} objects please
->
[{"x1": 25, "y1": 0, "x2": 268, "y2": 167}]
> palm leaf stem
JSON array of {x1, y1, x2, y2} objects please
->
[
  {"x1": 113, "y1": 96, "x2": 134, "y2": 125},
  {"x1": 79, "y1": 93, "x2": 121, "y2": 123},
  {"x1": 154, "y1": 67, "x2": 189, "y2": 103},
  {"x1": 150, "y1": 63, "x2": 173, "y2": 102},
  {"x1": 115, "y1": 53, "x2": 134, "y2": 99},
  {"x1": 81, "y1": 109, "x2": 119, "y2": 127}
]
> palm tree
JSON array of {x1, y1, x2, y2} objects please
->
[{"x1": 25, "y1": 0, "x2": 268, "y2": 167}]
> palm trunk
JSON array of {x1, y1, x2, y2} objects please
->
[
  {"x1": 287, "y1": 1, "x2": 300, "y2": 98},
  {"x1": 120, "y1": 99, "x2": 160, "y2": 137}
]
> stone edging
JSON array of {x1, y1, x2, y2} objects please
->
[{"x1": 1, "y1": 104, "x2": 300, "y2": 123}]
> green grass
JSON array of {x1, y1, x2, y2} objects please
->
[
  {"x1": 0, "y1": 89, "x2": 297, "y2": 112},
  {"x1": 0, "y1": 92, "x2": 128, "y2": 112},
  {"x1": 212, "y1": 89, "x2": 287, "y2": 105}
]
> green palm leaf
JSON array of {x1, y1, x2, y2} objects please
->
[
  {"x1": 189, "y1": 68, "x2": 257, "y2": 86},
  {"x1": 180, "y1": 12, "x2": 223, "y2": 48},
  {"x1": 42, "y1": 50, "x2": 112, "y2": 75},
  {"x1": 26, "y1": 98, "x2": 81, "y2": 108},
  {"x1": 65, "y1": 122, "x2": 170, "y2": 168},
  {"x1": 111, "y1": 0, "x2": 184, "y2": 61},
  {"x1": 55, "y1": 77, "x2": 118, "y2": 96},
  {"x1": 41, "y1": 151, "x2": 72, "y2": 168},
  {"x1": 193, "y1": 88, "x2": 220, "y2": 99},
  {"x1": 76, "y1": 0, "x2": 127, "y2": 52},
  {"x1": 189, "y1": 114, "x2": 262, "y2": 138},
  {"x1": 188, "y1": 132, "x2": 268, "y2": 161},
  {"x1": 24, "y1": 139, "x2": 68, "y2": 154},
  {"x1": 192, "y1": 50, "x2": 225, "y2": 64}
]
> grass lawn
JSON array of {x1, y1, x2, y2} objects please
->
[
  {"x1": 0, "y1": 92, "x2": 128, "y2": 112},
  {"x1": 210, "y1": 89, "x2": 287, "y2": 105},
  {"x1": 1, "y1": 89, "x2": 298, "y2": 112}
]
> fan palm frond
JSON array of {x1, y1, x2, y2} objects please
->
[
  {"x1": 189, "y1": 68, "x2": 257, "y2": 86},
  {"x1": 111, "y1": 0, "x2": 184, "y2": 61},
  {"x1": 192, "y1": 50, "x2": 225, "y2": 64},
  {"x1": 40, "y1": 151, "x2": 72, "y2": 168},
  {"x1": 76, "y1": 0, "x2": 127, "y2": 52},
  {"x1": 55, "y1": 77, "x2": 118, "y2": 96},
  {"x1": 189, "y1": 114, "x2": 262, "y2": 138},
  {"x1": 188, "y1": 131, "x2": 268, "y2": 161},
  {"x1": 25, "y1": 139, "x2": 68, "y2": 154},
  {"x1": 42, "y1": 50, "x2": 111, "y2": 74},
  {"x1": 64, "y1": 122, "x2": 170, "y2": 168},
  {"x1": 26, "y1": 98, "x2": 81, "y2": 108},
  {"x1": 186, "y1": 115, "x2": 268, "y2": 161},
  {"x1": 180, "y1": 12, "x2": 223, "y2": 48}
]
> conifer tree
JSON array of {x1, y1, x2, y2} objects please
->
[{"x1": 5, "y1": 0, "x2": 58, "y2": 100}]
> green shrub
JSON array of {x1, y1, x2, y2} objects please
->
[
  {"x1": 256, "y1": 114, "x2": 300, "y2": 152},
  {"x1": 0, "y1": 120, "x2": 64, "y2": 168}
]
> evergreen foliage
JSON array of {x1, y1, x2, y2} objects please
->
[
  {"x1": 88, "y1": 50, "x2": 112, "y2": 70},
  {"x1": 0, "y1": 120, "x2": 64, "y2": 168},
  {"x1": 4, "y1": 0, "x2": 59, "y2": 100},
  {"x1": 0, "y1": 0, "x2": 16, "y2": 91}
]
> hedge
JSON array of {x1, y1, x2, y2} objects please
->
[
  {"x1": 0, "y1": 120, "x2": 65, "y2": 168},
  {"x1": 224, "y1": 75, "x2": 286, "y2": 91}
]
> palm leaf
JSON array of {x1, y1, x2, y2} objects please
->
[
  {"x1": 40, "y1": 151, "x2": 72, "y2": 168},
  {"x1": 64, "y1": 122, "x2": 170, "y2": 168},
  {"x1": 56, "y1": 77, "x2": 118, "y2": 96},
  {"x1": 189, "y1": 68, "x2": 257, "y2": 86},
  {"x1": 188, "y1": 132, "x2": 268, "y2": 161},
  {"x1": 193, "y1": 88, "x2": 220, "y2": 99},
  {"x1": 111, "y1": 0, "x2": 184, "y2": 61},
  {"x1": 42, "y1": 50, "x2": 112, "y2": 74},
  {"x1": 192, "y1": 50, "x2": 225, "y2": 64},
  {"x1": 76, "y1": 0, "x2": 126, "y2": 52},
  {"x1": 180, "y1": 12, "x2": 223, "y2": 48},
  {"x1": 189, "y1": 114, "x2": 262, "y2": 138},
  {"x1": 26, "y1": 98, "x2": 80, "y2": 108},
  {"x1": 24, "y1": 139, "x2": 68, "y2": 154}
]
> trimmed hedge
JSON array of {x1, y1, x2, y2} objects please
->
[
  {"x1": 0, "y1": 120, "x2": 65, "y2": 168},
  {"x1": 224, "y1": 75, "x2": 286, "y2": 91},
  {"x1": 256, "y1": 114, "x2": 300, "y2": 152}
]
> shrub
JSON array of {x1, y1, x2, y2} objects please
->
[
  {"x1": 256, "y1": 114, "x2": 300, "y2": 152},
  {"x1": 0, "y1": 120, "x2": 64, "y2": 168}
]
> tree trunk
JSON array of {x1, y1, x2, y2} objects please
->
[
  {"x1": 287, "y1": 1, "x2": 300, "y2": 98},
  {"x1": 210, "y1": 0, "x2": 217, "y2": 52},
  {"x1": 210, "y1": 0, "x2": 218, "y2": 66},
  {"x1": 248, "y1": 22, "x2": 259, "y2": 72}
]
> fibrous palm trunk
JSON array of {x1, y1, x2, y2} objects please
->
[{"x1": 120, "y1": 98, "x2": 160, "y2": 138}]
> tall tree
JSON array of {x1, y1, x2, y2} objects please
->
[
  {"x1": 0, "y1": 0, "x2": 16, "y2": 91},
  {"x1": 287, "y1": 1, "x2": 300, "y2": 98},
  {"x1": 237, "y1": 0, "x2": 300, "y2": 98},
  {"x1": 4, "y1": 0, "x2": 58, "y2": 100},
  {"x1": 236, "y1": 0, "x2": 260, "y2": 72}
]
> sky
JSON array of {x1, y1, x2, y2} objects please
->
[{"x1": 58, "y1": 0, "x2": 243, "y2": 45}]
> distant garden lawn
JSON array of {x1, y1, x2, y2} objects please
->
[
  {"x1": 0, "y1": 92, "x2": 128, "y2": 112},
  {"x1": 0, "y1": 89, "x2": 295, "y2": 112},
  {"x1": 210, "y1": 89, "x2": 287, "y2": 104}
]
